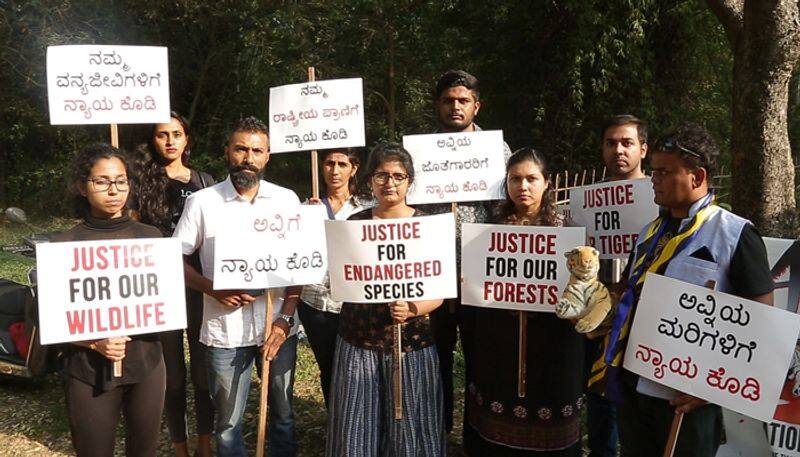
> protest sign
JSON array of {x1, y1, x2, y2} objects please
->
[
  {"x1": 46, "y1": 45, "x2": 170, "y2": 125},
  {"x1": 268, "y1": 78, "x2": 365, "y2": 153},
  {"x1": 460, "y1": 223, "x2": 585, "y2": 312},
  {"x1": 326, "y1": 213, "x2": 456, "y2": 303},
  {"x1": 568, "y1": 178, "x2": 657, "y2": 259},
  {"x1": 623, "y1": 274, "x2": 800, "y2": 422},
  {"x1": 212, "y1": 204, "x2": 328, "y2": 290},
  {"x1": 403, "y1": 131, "x2": 506, "y2": 204},
  {"x1": 35, "y1": 238, "x2": 185, "y2": 345}
]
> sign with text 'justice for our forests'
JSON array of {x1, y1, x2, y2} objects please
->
[
  {"x1": 568, "y1": 178, "x2": 657, "y2": 260},
  {"x1": 326, "y1": 214, "x2": 457, "y2": 303},
  {"x1": 35, "y1": 238, "x2": 186, "y2": 345},
  {"x1": 46, "y1": 45, "x2": 171, "y2": 125},
  {"x1": 269, "y1": 78, "x2": 365, "y2": 153},
  {"x1": 623, "y1": 274, "x2": 800, "y2": 422},
  {"x1": 212, "y1": 204, "x2": 328, "y2": 290},
  {"x1": 403, "y1": 131, "x2": 506, "y2": 205},
  {"x1": 460, "y1": 223, "x2": 586, "y2": 312}
]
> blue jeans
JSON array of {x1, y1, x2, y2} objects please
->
[
  {"x1": 205, "y1": 335, "x2": 298, "y2": 457},
  {"x1": 587, "y1": 390, "x2": 618, "y2": 457}
]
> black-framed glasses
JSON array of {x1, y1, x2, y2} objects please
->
[
  {"x1": 88, "y1": 177, "x2": 129, "y2": 192},
  {"x1": 372, "y1": 172, "x2": 408, "y2": 185},
  {"x1": 659, "y1": 137, "x2": 702, "y2": 160}
]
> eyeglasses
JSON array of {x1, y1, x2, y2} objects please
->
[
  {"x1": 88, "y1": 177, "x2": 129, "y2": 192},
  {"x1": 659, "y1": 137, "x2": 702, "y2": 160},
  {"x1": 372, "y1": 172, "x2": 408, "y2": 185}
]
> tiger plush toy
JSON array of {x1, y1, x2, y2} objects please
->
[{"x1": 555, "y1": 246, "x2": 613, "y2": 334}]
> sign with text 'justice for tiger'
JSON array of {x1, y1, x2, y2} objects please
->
[
  {"x1": 326, "y1": 214, "x2": 457, "y2": 303},
  {"x1": 46, "y1": 45, "x2": 170, "y2": 125},
  {"x1": 460, "y1": 223, "x2": 586, "y2": 312},
  {"x1": 624, "y1": 274, "x2": 800, "y2": 422},
  {"x1": 568, "y1": 178, "x2": 657, "y2": 259},
  {"x1": 36, "y1": 238, "x2": 186, "y2": 345}
]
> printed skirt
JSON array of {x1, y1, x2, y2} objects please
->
[{"x1": 325, "y1": 336, "x2": 446, "y2": 457}]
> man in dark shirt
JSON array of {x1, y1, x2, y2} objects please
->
[{"x1": 608, "y1": 124, "x2": 773, "y2": 456}]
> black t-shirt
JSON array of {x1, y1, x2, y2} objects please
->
[
  {"x1": 51, "y1": 215, "x2": 163, "y2": 391},
  {"x1": 167, "y1": 170, "x2": 215, "y2": 234}
]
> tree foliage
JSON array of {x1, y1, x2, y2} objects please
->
[{"x1": 0, "y1": 0, "x2": 793, "y2": 219}]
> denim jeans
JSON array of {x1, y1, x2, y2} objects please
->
[
  {"x1": 205, "y1": 335, "x2": 298, "y2": 457},
  {"x1": 586, "y1": 390, "x2": 618, "y2": 457}
]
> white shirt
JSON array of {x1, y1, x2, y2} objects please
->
[{"x1": 173, "y1": 177, "x2": 300, "y2": 348}]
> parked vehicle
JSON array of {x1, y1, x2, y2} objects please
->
[{"x1": 0, "y1": 207, "x2": 60, "y2": 379}]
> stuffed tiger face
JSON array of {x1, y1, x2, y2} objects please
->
[{"x1": 565, "y1": 246, "x2": 600, "y2": 281}]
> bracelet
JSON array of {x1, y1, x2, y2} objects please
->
[{"x1": 89, "y1": 342, "x2": 97, "y2": 351}]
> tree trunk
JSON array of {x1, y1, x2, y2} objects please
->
[{"x1": 708, "y1": 0, "x2": 800, "y2": 237}]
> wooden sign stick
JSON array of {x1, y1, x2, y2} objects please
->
[
  {"x1": 449, "y1": 202, "x2": 458, "y2": 313},
  {"x1": 662, "y1": 280, "x2": 715, "y2": 457},
  {"x1": 518, "y1": 311, "x2": 527, "y2": 398},
  {"x1": 110, "y1": 123, "x2": 123, "y2": 378},
  {"x1": 393, "y1": 322, "x2": 403, "y2": 420},
  {"x1": 308, "y1": 67, "x2": 320, "y2": 200},
  {"x1": 256, "y1": 290, "x2": 274, "y2": 457}
]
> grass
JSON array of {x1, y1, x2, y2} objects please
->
[{"x1": 0, "y1": 216, "x2": 467, "y2": 456}]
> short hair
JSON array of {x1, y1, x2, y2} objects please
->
[
  {"x1": 358, "y1": 142, "x2": 415, "y2": 200},
  {"x1": 654, "y1": 123, "x2": 719, "y2": 178},
  {"x1": 434, "y1": 70, "x2": 480, "y2": 101},
  {"x1": 600, "y1": 114, "x2": 648, "y2": 145},
  {"x1": 228, "y1": 116, "x2": 268, "y2": 143}
]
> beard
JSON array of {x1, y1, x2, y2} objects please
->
[{"x1": 229, "y1": 164, "x2": 263, "y2": 190}]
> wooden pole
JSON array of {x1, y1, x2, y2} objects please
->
[
  {"x1": 393, "y1": 322, "x2": 403, "y2": 420},
  {"x1": 662, "y1": 280, "x2": 715, "y2": 457},
  {"x1": 448, "y1": 202, "x2": 458, "y2": 313},
  {"x1": 256, "y1": 290, "x2": 274, "y2": 457},
  {"x1": 110, "y1": 123, "x2": 123, "y2": 378},
  {"x1": 308, "y1": 67, "x2": 320, "y2": 200},
  {"x1": 518, "y1": 311, "x2": 527, "y2": 398}
]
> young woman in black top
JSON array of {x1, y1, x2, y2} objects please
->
[
  {"x1": 54, "y1": 143, "x2": 165, "y2": 457},
  {"x1": 132, "y1": 112, "x2": 214, "y2": 457}
]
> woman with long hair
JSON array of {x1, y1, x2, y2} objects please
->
[
  {"x1": 132, "y1": 112, "x2": 215, "y2": 457},
  {"x1": 325, "y1": 143, "x2": 446, "y2": 456},
  {"x1": 299, "y1": 148, "x2": 371, "y2": 408},
  {"x1": 54, "y1": 143, "x2": 165, "y2": 456},
  {"x1": 463, "y1": 148, "x2": 584, "y2": 456}
]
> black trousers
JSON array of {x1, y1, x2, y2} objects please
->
[
  {"x1": 66, "y1": 358, "x2": 166, "y2": 457},
  {"x1": 618, "y1": 384, "x2": 722, "y2": 457},
  {"x1": 161, "y1": 287, "x2": 213, "y2": 442},
  {"x1": 297, "y1": 300, "x2": 340, "y2": 408},
  {"x1": 430, "y1": 299, "x2": 475, "y2": 433}
]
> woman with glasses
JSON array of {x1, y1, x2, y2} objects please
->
[
  {"x1": 299, "y1": 148, "x2": 371, "y2": 408},
  {"x1": 53, "y1": 143, "x2": 166, "y2": 456},
  {"x1": 131, "y1": 112, "x2": 215, "y2": 457},
  {"x1": 462, "y1": 148, "x2": 583, "y2": 456},
  {"x1": 325, "y1": 143, "x2": 446, "y2": 457}
]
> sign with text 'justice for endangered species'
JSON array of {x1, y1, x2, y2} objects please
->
[
  {"x1": 212, "y1": 204, "x2": 328, "y2": 290},
  {"x1": 269, "y1": 78, "x2": 365, "y2": 153},
  {"x1": 46, "y1": 45, "x2": 171, "y2": 125},
  {"x1": 568, "y1": 178, "x2": 657, "y2": 260},
  {"x1": 460, "y1": 224, "x2": 586, "y2": 312},
  {"x1": 623, "y1": 274, "x2": 800, "y2": 422},
  {"x1": 403, "y1": 130, "x2": 506, "y2": 205},
  {"x1": 326, "y1": 213, "x2": 457, "y2": 303},
  {"x1": 36, "y1": 238, "x2": 186, "y2": 345}
]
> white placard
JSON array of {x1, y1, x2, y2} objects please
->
[
  {"x1": 624, "y1": 274, "x2": 800, "y2": 422},
  {"x1": 212, "y1": 204, "x2": 328, "y2": 289},
  {"x1": 568, "y1": 178, "x2": 658, "y2": 259},
  {"x1": 460, "y1": 223, "x2": 585, "y2": 312},
  {"x1": 326, "y1": 213, "x2": 457, "y2": 303},
  {"x1": 268, "y1": 78, "x2": 365, "y2": 153},
  {"x1": 46, "y1": 45, "x2": 170, "y2": 125},
  {"x1": 403, "y1": 131, "x2": 506, "y2": 204},
  {"x1": 35, "y1": 238, "x2": 186, "y2": 344}
]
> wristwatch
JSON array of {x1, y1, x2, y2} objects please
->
[{"x1": 277, "y1": 313, "x2": 295, "y2": 328}]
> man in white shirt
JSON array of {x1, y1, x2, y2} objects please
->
[{"x1": 174, "y1": 117, "x2": 301, "y2": 457}]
